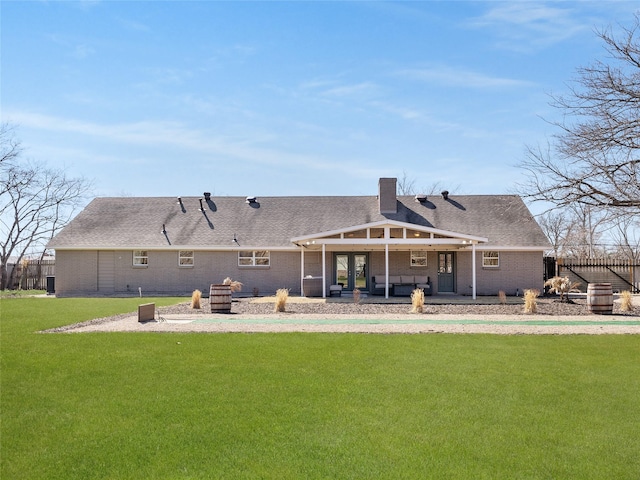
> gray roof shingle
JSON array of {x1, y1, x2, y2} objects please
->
[{"x1": 47, "y1": 194, "x2": 550, "y2": 249}]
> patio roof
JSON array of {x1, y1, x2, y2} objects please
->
[{"x1": 291, "y1": 219, "x2": 488, "y2": 251}]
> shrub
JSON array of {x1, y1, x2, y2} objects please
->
[
  {"x1": 498, "y1": 290, "x2": 507, "y2": 305},
  {"x1": 274, "y1": 288, "x2": 289, "y2": 312},
  {"x1": 523, "y1": 289, "x2": 539, "y2": 314},
  {"x1": 544, "y1": 276, "x2": 581, "y2": 302},
  {"x1": 411, "y1": 288, "x2": 425, "y2": 313},
  {"x1": 223, "y1": 277, "x2": 243, "y2": 293},
  {"x1": 620, "y1": 291, "x2": 634, "y2": 311},
  {"x1": 190, "y1": 289, "x2": 202, "y2": 309},
  {"x1": 353, "y1": 288, "x2": 361, "y2": 304}
]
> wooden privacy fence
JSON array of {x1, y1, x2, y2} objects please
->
[
  {"x1": 9, "y1": 259, "x2": 55, "y2": 290},
  {"x1": 556, "y1": 258, "x2": 639, "y2": 293}
]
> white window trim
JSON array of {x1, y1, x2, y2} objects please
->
[
  {"x1": 179, "y1": 250, "x2": 194, "y2": 267},
  {"x1": 410, "y1": 250, "x2": 428, "y2": 267},
  {"x1": 133, "y1": 250, "x2": 148, "y2": 267},
  {"x1": 238, "y1": 250, "x2": 270, "y2": 267},
  {"x1": 482, "y1": 251, "x2": 500, "y2": 268}
]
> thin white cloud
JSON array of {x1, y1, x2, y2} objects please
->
[
  {"x1": 368, "y1": 101, "x2": 423, "y2": 120},
  {"x1": 140, "y1": 66, "x2": 194, "y2": 85},
  {"x1": 299, "y1": 76, "x2": 379, "y2": 98},
  {"x1": 231, "y1": 44, "x2": 258, "y2": 56},
  {"x1": 72, "y1": 44, "x2": 95, "y2": 59},
  {"x1": 46, "y1": 33, "x2": 96, "y2": 60},
  {"x1": 75, "y1": 0, "x2": 102, "y2": 11},
  {"x1": 116, "y1": 17, "x2": 151, "y2": 33},
  {"x1": 322, "y1": 82, "x2": 379, "y2": 98},
  {"x1": 5, "y1": 110, "x2": 376, "y2": 178},
  {"x1": 395, "y1": 65, "x2": 534, "y2": 89},
  {"x1": 466, "y1": 3, "x2": 588, "y2": 51},
  {"x1": 200, "y1": 43, "x2": 259, "y2": 72}
]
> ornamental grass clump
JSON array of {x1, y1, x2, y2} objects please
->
[
  {"x1": 274, "y1": 288, "x2": 289, "y2": 312},
  {"x1": 523, "y1": 289, "x2": 539, "y2": 314},
  {"x1": 544, "y1": 276, "x2": 581, "y2": 302},
  {"x1": 411, "y1": 288, "x2": 425, "y2": 313},
  {"x1": 498, "y1": 290, "x2": 507, "y2": 305},
  {"x1": 620, "y1": 290, "x2": 634, "y2": 311},
  {"x1": 223, "y1": 277, "x2": 243, "y2": 293},
  {"x1": 190, "y1": 289, "x2": 202, "y2": 309},
  {"x1": 353, "y1": 288, "x2": 361, "y2": 304}
]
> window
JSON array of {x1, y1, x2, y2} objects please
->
[
  {"x1": 370, "y1": 228, "x2": 385, "y2": 239},
  {"x1": 238, "y1": 250, "x2": 270, "y2": 267},
  {"x1": 407, "y1": 229, "x2": 426, "y2": 239},
  {"x1": 133, "y1": 250, "x2": 148, "y2": 266},
  {"x1": 179, "y1": 250, "x2": 194, "y2": 267},
  {"x1": 483, "y1": 251, "x2": 499, "y2": 268},
  {"x1": 390, "y1": 228, "x2": 403, "y2": 239},
  {"x1": 411, "y1": 250, "x2": 428, "y2": 267},
  {"x1": 344, "y1": 229, "x2": 367, "y2": 239}
]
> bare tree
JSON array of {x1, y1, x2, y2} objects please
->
[
  {"x1": 608, "y1": 215, "x2": 640, "y2": 261},
  {"x1": 0, "y1": 126, "x2": 92, "y2": 290},
  {"x1": 397, "y1": 171, "x2": 417, "y2": 195},
  {"x1": 0, "y1": 123, "x2": 22, "y2": 186},
  {"x1": 397, "y1": 170, "x2": 459, "y2": 196},
  {"x1": 537, "y1": 211, "x2": 571, "y2": 257},
  {"x1": 562, "y1": 204, "x2": 608, "y2": 258},
  {"x1": 519, "y1": 15, "x2": 640, "y2": 216},
  {"x1": 537, "y1": 205, "x2": 610, "y2": 258}
]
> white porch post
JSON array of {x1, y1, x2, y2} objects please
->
[
  {"x1": 300, "y1": 248, "x2": 305, "y2": 297},
  {"x1": 385, "y1": 243, "x2": 389, "y2": 299},
  {"x1": 472, "y1": 243, "x2": 477, "y2": 299},
  {"x1": 322, "y1": 244, "x2": 326, "y2": 298}
]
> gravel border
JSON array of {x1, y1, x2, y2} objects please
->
[{"x1": 45, "y1": 296, "x2": 640, "y2": 335}]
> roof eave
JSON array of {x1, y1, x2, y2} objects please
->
[{"x1": 291, "y1": 220, "x2": 489, "y2": 244}]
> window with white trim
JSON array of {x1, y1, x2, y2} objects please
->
[
  {"x1": 238, "y1": 250, "x2": 270, "y2": 267},
  {"x1": 179, "y1": 250, "x2": 194, "y2": 267},
  {"x1": 133, "y1": 250, "x2": 148, "y2": 266},
  {"x1": 411, "y1": 250, "x2": 428, "y2": 267},
  {"x1": 482, "y1": 251, "x2": 499, "y2": 268}
]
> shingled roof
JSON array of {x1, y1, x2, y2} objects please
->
[{"x1": 48, "y1": 193, "x2": 550, "y2": 250}]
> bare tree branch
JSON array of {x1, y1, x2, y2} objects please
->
[
  {"x1": 0, "y1": 125, "x2": 92, "y2": 289},
  {"x1": 518, "y1": 14, "x2": 640, "y2": 216}
]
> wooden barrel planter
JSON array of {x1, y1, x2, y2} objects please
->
[
  {"x1": 587, "y1": 283, "x2": 613, "y2": 315},
  {"x1": 210, "y1": 284, "x2": 232, "y2": 313}
]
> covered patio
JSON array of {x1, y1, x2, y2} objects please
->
[{"x1": 292, "y1": 219, "x2": 488, "y2": 300}]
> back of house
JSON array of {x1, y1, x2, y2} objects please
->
[{"x1": 47, "y1": 178, "x2": 551, "y2": 298}]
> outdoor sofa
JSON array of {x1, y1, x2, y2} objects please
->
[{"x1": 371, "y1": 275, "x2": 432, "y2": 296}]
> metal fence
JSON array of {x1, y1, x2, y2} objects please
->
[{"x1": 554, "y1": 257, "x2": 639, "y2": 293}]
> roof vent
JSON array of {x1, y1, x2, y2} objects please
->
[
  {"x1": 441, "y1": 190, "x2": 449, "y2": 200},
  {"x1": 415, "y1": 194, "x2": 427, "y2": 203},
  {"x1": 246, "y1": 196, "x2": 257, "y2": 204},
  {"x1": 203, "y1": 192, "x2": 211, "y2": 201}
]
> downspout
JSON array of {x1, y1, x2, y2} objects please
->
[
  {"x1": 472, "y1": 243, "x2": 477, "y2": 300},
  {"x1": 322, "y1": 244, "x2": 326, "y2": 298}
]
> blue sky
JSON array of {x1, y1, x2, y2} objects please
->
[{"x1": 2, "y1": 1, "x2": 638, "y2": 212}]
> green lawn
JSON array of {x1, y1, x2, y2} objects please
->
[{"x1": 2, "y1": 298, "x2": 639, "y2": 479}]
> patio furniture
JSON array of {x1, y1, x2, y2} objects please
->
[
  {"x1": 329, "y1": 284, "x2": 343, "y2": 297},
  {"x1": 303, "y1": 276, "x2": 323, "y2": 297},
  {"x1": 371, "y1": 275, "x2": 431, "y2": 296}
]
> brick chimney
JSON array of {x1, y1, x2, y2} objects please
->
[{"x1": 378, "y1": 177, "x2": 397, "y2": 214}]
